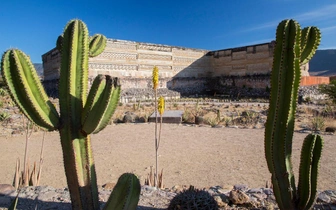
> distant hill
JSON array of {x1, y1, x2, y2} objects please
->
[
  {"x1": 33, "y1": 63, "x2": 44, "y2": 77},
  {"x1": 309, "y1": 49, "x2": 336, "y2": 76}
]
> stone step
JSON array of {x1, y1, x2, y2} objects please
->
[{"x1": 148, "y1": 110, "x2": 184, "y2": 124}]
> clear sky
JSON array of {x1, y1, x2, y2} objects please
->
[{"x1": 1, "y1": 0, "x2": 336, "y2": 63}]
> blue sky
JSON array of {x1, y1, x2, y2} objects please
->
[{"x1": 1, "y1": 0, "x2": 336, "y2": 63}]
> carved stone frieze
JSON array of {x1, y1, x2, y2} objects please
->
[
  {"x1": 98, "y1": 52, "x2": 137, "y2": 60},
  {"x1": 172, "y1": 48, "x2": 206, "y2": 57},
  {"x1": 106, "y1": 42, "x2": 137, "y2": 50},
  {"x1": 139, "y1": 64, "x2": 172, "y2": 71},
  {"x1": 89, "y1": 63, "x2": 138, "y2": 71},
  {"x1": 138, "y1": 44, "x2": 172, "y2": 52},
  {"x1": 138, "y1": 53, "x2": 172, "y2": 61},
  {"x1": 173, "y1": 57, "x2": 198, "y2": 64}
]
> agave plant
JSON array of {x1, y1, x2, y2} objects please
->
[{"x1": 1, "y1": 19, "x2": 140, "y2": 210}]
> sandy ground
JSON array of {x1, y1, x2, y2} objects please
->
[{"x1": 0, "y1": 123, "x2": 335, "y2": 191}]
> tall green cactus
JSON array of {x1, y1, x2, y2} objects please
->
[
  {"x1": 265, "y1": 19, "x2": 323, "y2": 210},
  {"x1": 1, "y1": 19, "x2": 140, "y2": 210}
]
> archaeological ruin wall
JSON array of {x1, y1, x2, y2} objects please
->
[{"x1": 42, "y1": 39, "x2": 310, "y2": 101}]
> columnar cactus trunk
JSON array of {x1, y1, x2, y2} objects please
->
[
  {"x1": 1, "y1": 20, "x2": 140, "y2": 210},
  {"x1": 264, "y1": 19, "x2": 323, "y2": 210}
]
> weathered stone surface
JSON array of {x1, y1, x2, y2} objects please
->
[
  {"x1": 229, "y1": 190, "x2": 250, "y2": 205},
  {"x1": 123, "y1": 112, "x2": 138, "y2": 123},
  {"x1": 148, "y1": 110, "x2": 183, "y2": 124},
  {"x1": 0, "y1": 184, "x2": 15, "y2": 196},
  {"x1": 213, "y1": 195, "x2": 228, "y2": 207},
  {"x1": 0, "y1": 185, "x2": 334, "y2": 209},
  {"x1": 326, "y1": 126, "x2": 336, "y2": 133},
  {"x1": 195, "y1": 116, "x2": 205, "y2": 125},
  {"x1": 233, "y1": 184, "x2": 249, "y2": 191},
  {"x1": 318, "y1": 191, "x2": 332, "y2": 203},
  {"x1": 102, "y1": 182, "x2": 115, "y2": 190}
]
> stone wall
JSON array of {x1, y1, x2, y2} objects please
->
[
  {"x1": 209, "y1": 43, "x2": 274, "y2": 76},
  {"x1": 42, "y1": 39, "x2": 211, "y2": 82},
  {"x1": 42, "y1": 39, "x2": 315, "y2": 99}
]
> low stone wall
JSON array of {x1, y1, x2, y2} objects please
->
[{"x1": 43, "y1": 75, "x2": 328, "y2": 102}]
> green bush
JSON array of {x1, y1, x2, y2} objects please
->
[{"x1": 319, "y1": 80, "x2": 336, "y2": 104}]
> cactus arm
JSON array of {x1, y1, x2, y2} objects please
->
[
  {"x1": 81, "y1": 75, "x2": 110, "y2": 134},
  {"x1": 103, "y1": 173, "x2": 141, "y2": 210},
  {"x1": 1, "y1": 49, "x2": 59, "y2": 130},
  {"x1": 56, "y1": 35, "x2": 63, "y2": 52},
  {"x1": 297, "y1": 134, "x2": 316, "y2": 209},
  {"x1": 81, "y1": 74, "x2": 106, "y2": 128},
  {"x1": 300, "y1": 27, "x2": 321, "y2": 65},
  {"x1": 89, "y1": 34, "x2": 107, "y2": 57},
  {"x1": 82, "y1": 76, "x2": 120, "y2": 134},
  {"x1": 297, "y1": 134, "x2": 323, "y2": 210},
  {"x1": 92, "y1": 78, "x2": 120, "y2": 134}
]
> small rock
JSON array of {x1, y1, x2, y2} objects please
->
[
  {"x1": 37, "y1": 185, "x2": 56, "y2": 193},
  {"x1": 143, "y1": 185, "x2": 157, "y2": 192},
  {"x1": 0, "y1": 184, "x2": 16, "y2": 196},
  {"x1": 123, "y1": 112, "x2": 138, "y2": 123},
  {"x1": 195, "y1": 116, "x2": 205, "y2": 125},
  {"x1": 213, "y1": 195, "x2": 228, "y2": 207},
  {"x1": 248, "y1": 188, "x2": 263, "y2": 194},
  {"x1": 251, "y1": 193, "x2": 267, "y2": 201},
  {"x1": 37, "y1": 191, "x2": 59, "y2": 201},
  {"x1": 102, "y1": 182, "x2": 115, "y2": 190},
  {"x1": 229, "y1": 190, "x2": 250, "y2": 205},
  {"x1": 234, "y1": 184, "x2": 249, "y2": 191},
  {"x1": 318, "y1": 192, "x2": 331, "y2": 203},
  {"x1": 263, "y1": 188, "x2": 273, "y2": 195},
  {"x1": 138, "y1": 116, "x2": 147, "y2": 123},
  {"x1": 325, "y1": 126, "x2": 336, "y2": 133},
  {"x1": 171, "y1": 185, "x2": 183, "y2": 193},
  {"x1": 11, "y1": 130, "x2": 22, "y2": 136}
]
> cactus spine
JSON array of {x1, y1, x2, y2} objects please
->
[
  {"x1": 1, "y1": 20, "x2": 140, "y2": 210},
  {"x1": 264, "y1": 19, "x2": 322, "y2": 210}
]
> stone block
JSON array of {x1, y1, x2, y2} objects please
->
[{"x1": 148, "y1": 110, "x2": 183, "y2": 124}]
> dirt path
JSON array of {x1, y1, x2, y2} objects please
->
[{"x1": 0, "y1": 123, "x2": 335, "y2": 191}]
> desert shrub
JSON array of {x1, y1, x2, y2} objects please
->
[
  {"x1": 223, "y1": 117, "x2": 232, "y2": 126},
  {"x1": 182, "y1": 109, "x2": 194, "y2": 123},
  {"x1": 206, "y1": 117, "x2": 218, "y2": 127},
  {"x1": 0, "y1": 88, "x2": 8, "y2": 96},
  {"x1": 321, "y1": 105, "x2": 335, "y2": 117},
  {"x1": 319, "y1": 80, "x2": 336, "y2": 104},
  {"x1": 0, "y1": 111, "x2": 11, "y2": 122},
  {"x1": 311, "y1": 116, "x2": 325, "y2": 132}
]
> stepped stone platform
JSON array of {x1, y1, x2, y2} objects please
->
[{"x1": 148, "y1": 110, "x2": 184, "y2": 124}]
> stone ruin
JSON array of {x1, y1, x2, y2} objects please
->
[{"x1": 42, "y1": 39, "x2": 329, "y2": 102}]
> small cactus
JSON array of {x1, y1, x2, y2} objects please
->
[
  {"x1": 168, "y1": 186, "x2": 219, "y2": 210},
  {"x1": 103, "y1": 173, "x2": 141, "y2": 210}
]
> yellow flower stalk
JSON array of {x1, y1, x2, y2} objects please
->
[
  {"x1": 158, "y1": 96, "x2": 165, "y2": 115},
  {"x1": 152, "y1": 66, "x2": 159, "y2": 90}
]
